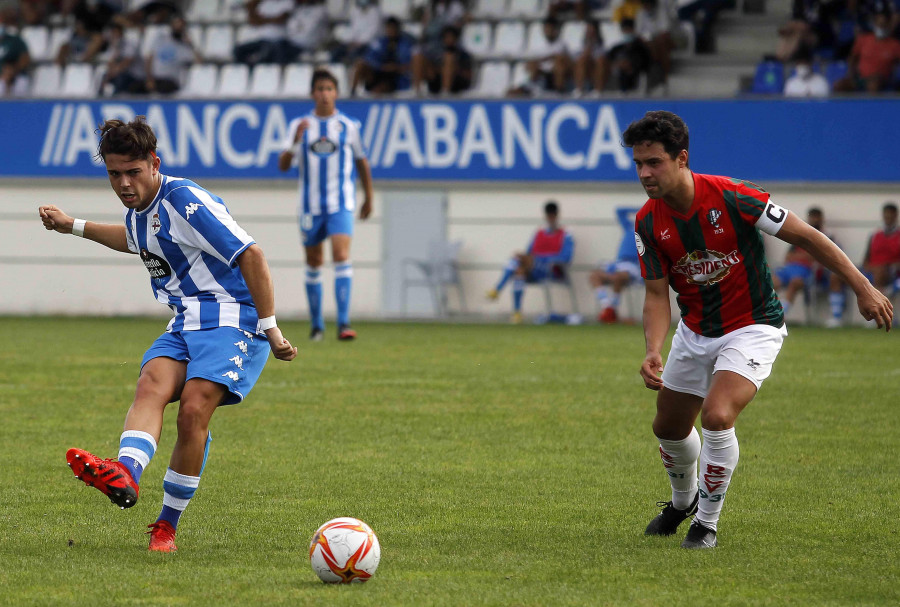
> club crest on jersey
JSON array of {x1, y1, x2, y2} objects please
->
[
  {"x1": 707, "y1": 209, "x2": 722, "y2": 228},
  {"x1": 150, "y1": 213, "x2": 161, "y2": 234},
  {"x1": 310, "y1": 138, "x2": 337, "y2": 155},
  {"x1": 672, "y1": 249, "x2": 741, "y2": 286}
]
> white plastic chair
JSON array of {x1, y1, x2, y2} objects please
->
[
  {"x1": 30, "y1": 64, "x2": 62, "y2": 97},
  {"x1": 400, "y1": 240, "x2": 467, "y2": 317},
  {"x1": 180, "y1": 63, "x2": 219, "y2": 97},
  {"x1": 47, "y1": 27, "x2": 72, "y2": 62},
  {"x1": 380, "y1": 0, "x2": 411, "y2": 20},
  {"x1": 473, "y1": 0, "x2": 507, "y2": 19},
  {"x1": 560, "y1": 20, "x2": 586, "y2": 56},
  {"x1": 326, "y1": 0, "x2": 348, "y2": 20},
  {"x1": 61, "y1": 63, "x2": 96, "y2": 97},
  {"x1": 492, "y1": 22, "x2": 526, "y2": 58},
  {"x1": 249, "y1": 64, "x2": 283, "y2": 97},
  {"x1": 508, "y1": 0, "x2": 543, "y2": 18},
  {"x1": 140, "y1": 24, "x2": 168, "y2": 58},
  {"x1": 20, "y1": 26, "x2": 50, "y2": 62},
  {"x1": 187, "y1": 0, "x2": 224, "y2": 23},
  {"x1": 325, "y1": 63, "x2": 349, "y2": 94},
  {"x1": 281, "y1": 63, "x2": 314, "y2": 97},
  {"x1": 461, "y1": 22, "x2": 493, "y2": 58},
  {"x1": 217, "y1": 63, "x2": 251, "y2": 97},
  {"x1": 525, "y1": 21, "x2": 551, "y2": 58},
  {"x1": 203, "y1": 24, "x2": 235, "y2": 62},
  {"x1": 471, "y1": 60, "x2": 510, "y2": 97}
]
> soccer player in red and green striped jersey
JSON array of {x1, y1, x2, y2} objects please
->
[{"x1": 624, "y1": 111, "x2": 893, "y2": 549}]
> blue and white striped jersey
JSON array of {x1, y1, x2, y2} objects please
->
[
  {"x1": 282, "y1": 111, "x2": 367, "y2": 216},
  {"x1": 123, "y1": 175, "x2": 261, "y2": 334}
]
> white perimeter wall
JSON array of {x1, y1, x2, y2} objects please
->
[{"x1": 3, "y1": 179, "x2": 896, "y2": 325}]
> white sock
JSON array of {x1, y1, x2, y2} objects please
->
[
  {"x1": 594, "y1": 286, "x2": 610, "y2": 309},
  {"x1": 696, "y1": 427, "x2": 739, "y2": 532},
  {"x1": 657, "y1": 427, "x2": 701, "y2": 509}
]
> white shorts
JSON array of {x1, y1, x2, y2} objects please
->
[
  {"x1": 604, "y1": 260, "x2": 643, "y2": 282},
  {"x1": 661, "y1": 321, "x2": 788, "y2": 398}
]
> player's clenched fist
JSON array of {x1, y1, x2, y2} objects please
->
[{"x1": 39, "y1": 205, "x2": 74, "y2": 233}]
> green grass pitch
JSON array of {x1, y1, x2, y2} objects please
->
[{"x1": 1, "y1": 317, "x2": 897, "y2": 606}]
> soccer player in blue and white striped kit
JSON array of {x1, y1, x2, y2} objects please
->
[
  {"x1": 279, "y1": 68, "x2": 374, "y2": 342},
  {"x1": 39, "y1": 116, "x2": 297, "y2": 552}
]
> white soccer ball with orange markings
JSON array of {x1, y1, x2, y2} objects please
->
[{"x1": 309, "y1": 517, "x2": 381, "y2": 583}]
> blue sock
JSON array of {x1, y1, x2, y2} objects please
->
[
  {"x1": 335, "y1": 261, "x2": 353, "y2": 327},
  {"x1": 512, "y1": 278, "x2": 525, "y2": 312},
  {"x1": 118, "y1": 430, "x2": 157, "y2": 485},
  {"x1": 829, "y1": 291, "x2": 845, "y2": 319},
  {"x1": 496, "y1": 259, "x2": 518, "y2": 292},
  {"x1": 306, "y1": 265, "x2": 324, "y2": 330},
  {"x1": 158, "y1": 433, "x2": 209, "y2": 530}
]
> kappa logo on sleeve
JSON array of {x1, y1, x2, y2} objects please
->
[{"x1": 185, "y1": 202, "x2": 203, "y2": 218}]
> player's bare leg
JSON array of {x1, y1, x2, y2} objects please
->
[
  {"x1": 305, "y1": 243, "x2": 325, "y2": 341},
  {"x1": 66, "y1": 357, "x2": 184, "y2": 509},
  {"x1": 683, "y1": 370, "x2": 757, "y2": 549},
  {"x1": 331, "y1": 234, "x2": 356, "y2": 340},
  {"x1": 646, "y1": 388, "x2": 703, "y2": 537},
  {"x1": 149, "y1": 378, "x2": 226, "y2": 552}
]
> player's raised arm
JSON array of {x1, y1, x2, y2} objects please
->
[
  {"x1": 38, "y1": 205, "x2": 132, "y2": 253},
  {"x1": 774, "y1": 210, "x2": 893, "y2": 331},
  {"x1": 236, "y1": 244, "x2": 298, "y2": 361}
]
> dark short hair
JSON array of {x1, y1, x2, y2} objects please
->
[
  {"x1": 884, "y1": 202, "x2": 898, "y2": 213},
  {"x1": 622, "y1": 110, "x2": 690, "y2": 161},
  {"x1": 543, "y1": 16, "x2": 560, "y2": 28},
  {"x1": 807, "y1": 206, "x2": 823, "y2": 217},
  {"x1": 311, "y1": 68, "x2": 338, "y2": 91},
  {"x1": 95, "y1": 116, "x2": 157, "y2": 162},
  {"x1": 385, "y1": 16, "x2": 401, "y2": 28},
  {"x1": 544, "y1": 201, "x2": 559, "y2": 215}
]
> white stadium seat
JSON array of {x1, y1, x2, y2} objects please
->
[
  {"x1": 471, "y1": 60, "x2": 510, "y2": 97},
  {"x1": 61, "y1": 63, "x2": 96, "y2": 97},
  {"x1": 326, "y1": 0, "x2": 347, "y2": 20},
  {"x1": 217, "y1": 63, "x2": 251, "y2": 97},
  {"x1": 249, "y1": 64, "x2": 283, "y2": 97},
  {"x1": 31, "y1": 64, "x2": 62, "y2": 97},
  {"x1": 281, "y1": 63, "x2": 313, "y2": 97},
  {"x1": 507, "y1": 0, "x2": 544, "y2": 18},
  {"x1": 187, "y1": 0, "x2": 225, "y2": 23},
  {"x1": 325, "y1": 63, "x2": 349, "y2": 95},
  {"x1": 510, "y1": 60, "x2": 530, "y2": 88},
  {"x1": 525, "y1": 21, "x2": 551, "y2": 58},
  {"x1": 203, "y1": 24, "x2": 235, "y2": 62},
  {"x1": 180, "y1": 63, "x2": 219, "y2": 97},
  {"x1": 492, "y1": 22, "x2": 525, "y2": 58},
  {"x1": 473, "y1": 0, "x2": 507, "y2": 19},
  {"x1": 20, "y1": 26, "x2": 50, "y2": 62},
  {"x1": 560, "y1": 20, "x2": 586, "y2": 56},
  {"x1": 140, "y1": 24, "x2": 168, "y2": 58},
  {"x1": 461, "y1": 22, "x2": 492, "y2": 59},
  {"x1": 600, "y1": 21, "x2": 625, "y2": 52},
  {"x1": 380, "y1": 0, "x2": 411, "y2": 20},
  {"x1": 47, "y1": 27, "x2": 72, "y2": 62}
]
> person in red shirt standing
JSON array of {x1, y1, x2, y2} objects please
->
[
  {"x1": 834, "y1": 11, "x2": 900, "y2": 93},
  {"x1": 862, "y1": 201, "x2": 900, "y2": 294},
  {"x1": 626, "y1": 111, "x2": 892, "y2": 549}
]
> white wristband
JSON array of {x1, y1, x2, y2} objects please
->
[
  {"x1": 72, "y1": 219, "x2": 86, "y2": 238},
  {"x1": 259, "y1": 315, "x2": 277, "y2": 331}
]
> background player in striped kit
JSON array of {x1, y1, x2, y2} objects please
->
[
  {"x1": 39, "y1": 116, "x2": 297, "y2": 552},
  {"x1": 625, "y1": 111, "x2": 892, "y2": 549},
  {"x1": 279, "y1": 68, "x2": 374, "y2": 342}
]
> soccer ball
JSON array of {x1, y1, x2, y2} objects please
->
[{"x1": 309, "y1": 517, "x2": 381, "y2": 583}]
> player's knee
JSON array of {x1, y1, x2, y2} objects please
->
[
  {"x1": 135, "y1": 369, "x2": 179, "y2": 403},
  {"x1": 699, "y1": 407, "x2": 734, "y2": 432}
]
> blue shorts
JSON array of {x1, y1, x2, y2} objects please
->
[
  {"x1": 141, "y1": 327, "x2": 271, "y2": 406},
  {"x1": 605, "y1": 259, "x2": 642, "y2": 282},
  {"x1": 299, "y1": 210, "x2": 354, "y2": 247},
  {"x1": 776, "y1": 263, "x2": 813, "y2": 287}
]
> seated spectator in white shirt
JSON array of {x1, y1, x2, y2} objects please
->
[
  {"x1": 99, "y1": 22, "x2": 146, "y2": 95},
  {"x1": 285, "y1": 0, "x2": 329, "y2": 61},
  {"x1": 784, "y1": 46, "x2": 829, "y2": 97},
  {"x1": 233, "y1": 0, "x2": 295, "y2": 65},
  {"x1": 145, "y1": 15, "x2": 201, "y2": 95},
  {"x1": 509, "y1": 16, "x2": 571, "y2": 96},
  {"x1": 331, "y1": 0, "x2": 383, "y2": 63}
]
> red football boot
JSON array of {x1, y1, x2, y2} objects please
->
[
  {"x1": 598, "y1": 307, "x2": 618, "y2": 324},
  {"x1": 147, "y1": 521, "x2": 177, "y2": 552},
  {"x1": 338, "y1": 325, "x2": 357, "y2": 341},
  {"x1": 66, "y1": 448, "x2": 139, "y2": 509}
]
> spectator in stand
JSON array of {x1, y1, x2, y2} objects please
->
[
  {"x1": 417, "y1": 0, "x2": 467, "y2": 61},
  {"x1": 99, "y1": 22, "x2": 146, "y2": 95},
  {"x1": 233, "y1": 0, "x2": 294, "y2": 65},
  {"x1": 330, "y1": 0, "x2": 382, "y2": 63},
  {"x1": 614, "y1": 0, "x2": 643, "y2": 22},
  {"x1": 834, "y1": 10, "x2": 900, "y2": 92},
  {"x1": 285, "y1": 0, "x2": 329, "y2": 61},
  {"x1": 862, "y1": 202, "x2": 900, "y2": 295},
  {"x1": 775, "y1": 0, "x2": 839, "y2": 62},
  {"x1": 56, "y1": 15, "x2": 106, "y2": 66},
  {"x1": 636, "y1": 0, "x2": 676, "y2": 91},
  {"x1": 508, "y1": 16, "x2": 571, "y2": 96},
  {"x1": 606, "y1": 18, "x2": 652, "y2": 92},
  {"x1": 412, "y1": 25, "x2": 472, "y2": 95},
  {"x1": 351, "y1": 16, "x2": 415, "y2": 95},
  {"x1": 144, "y1": 14, "x2": 200, "y2": 95},
  {"x1": 783, "y1": 46, "x2": 829, "y2": 96},
  {"x1": 21, "y1": 0, "x2": 53, "y2": 26},
  {"x1": 677, "y1": 0, "x2": 729, "y2": 53},
  {"x1": 0, "y1": 7, "x2": 30, "y2": 97},
  {"x1": 572, "y1": 20, "x2": 608, "y2": 96}
]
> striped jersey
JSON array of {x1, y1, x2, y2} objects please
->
[
  {"x1": 123, "y1": 174, "x2": 261, "y2": 334},
  {"x1": 282, "y1": 111, "x2": 367, "y2": 216},
  {"x1": 634, "y1": 173, "x2": 788, "y2": 338}
]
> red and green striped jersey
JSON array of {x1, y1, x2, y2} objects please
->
[{"x1": 634, "y1": 172, "x2": 786, "y2": 338}]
